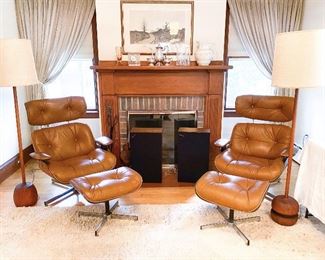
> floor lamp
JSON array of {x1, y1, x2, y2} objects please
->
[
  {"x1": 270, "y1": 30, "x2": 325, "y2": 225},
  {"x1": 0, "y1": 39, "x2": 40, "y2": 207}
]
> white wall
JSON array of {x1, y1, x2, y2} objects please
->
[
  {"x1": 295, "y1": 0, "x2": 325, "y2": 146},
  {"x1": 95, "y1": 0, "x2": 227, "y2": 60},
  {"x1": 0, "y1": 0, "x2": 31, "y2": 165}
]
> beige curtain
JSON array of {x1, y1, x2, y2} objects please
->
[
  {"x1": 228, "y1": 0, "x2": 304, "y2": 96},
  {"x1": 15, "y1": 0, "x2": 95, "y2": 101}
]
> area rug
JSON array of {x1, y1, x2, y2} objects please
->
[{"x1": 1, "y1": 201, "x2": 324, "y2": 260}]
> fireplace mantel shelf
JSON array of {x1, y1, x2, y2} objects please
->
[{"x1": 92, "y1": 61, "x2": 232, "y2": 72}]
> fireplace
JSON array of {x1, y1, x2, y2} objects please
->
[{"x1": 93, "y1": 61, "x2": 232, "y2": 165}]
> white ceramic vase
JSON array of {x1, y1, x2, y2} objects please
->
[{"x1": 195, "y1": 43, "x2": 213, "y2": 66}]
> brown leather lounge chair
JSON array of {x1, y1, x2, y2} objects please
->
[
  {"x1": 196, "y1": 95, "x2": 294, "y2": 245},
  {"x1": 25, "y1": 96, "x2": 117, "y2": 206}
]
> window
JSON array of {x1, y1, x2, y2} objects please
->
[
  {"x1": 224, "y1": 11, "x2": 273, "y2": 113},
  {"x1": 45, "y1": 16, "x2": 98, "y2": 115},
  {"x1": 225, "y1": 57, "x2": 273, "y2": 110},
  {"x1": 45, "y1": 59, "x2": 97, "y2": 110}
]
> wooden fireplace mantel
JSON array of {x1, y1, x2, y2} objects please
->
[{"x1": 93, "y1": 60, "x2": 232, "y2": 164}]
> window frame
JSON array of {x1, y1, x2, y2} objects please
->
[
  {"x1": 84, "y1": 12, "x2": 99, "y2": 118},
  {"x1": 223, "y1": 3, "x2": 241, "y2": 118},
  {"x1": 224, "y1": 55, "x2": 249, "y2": 117}
]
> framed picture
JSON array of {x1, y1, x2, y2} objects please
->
[{"x1": 120, "y1": 0, "x2": 194, "y2": 54}]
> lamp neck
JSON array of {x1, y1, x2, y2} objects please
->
[
  {"x1": 285, "y1": 88, "x2": 299, "y2": 197},
  {"x1": 13, "y1": 86, "x2": 26, "y2": 184}
]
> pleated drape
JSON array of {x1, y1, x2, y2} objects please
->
[
  {"x1": 15, "y1": 0, "x2": 95, "y2": 101},
  {"x1": 228, "y1": 0, "x2": 304, "y2": 96}
]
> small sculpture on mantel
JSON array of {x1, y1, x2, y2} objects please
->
[
  {"x1": 154, "y1": 43, "x2": 167, "y2": 66},
  {"x1": 146, "y1": 43, "x2": 173, "y2": 66}
]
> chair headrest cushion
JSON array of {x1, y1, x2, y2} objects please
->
[
  {"x1": 235, "y1": 95, "x2": 294, "y2": 122},
  {"x1": 25, "y1": 96, "x2": 86, "y2": 125}
]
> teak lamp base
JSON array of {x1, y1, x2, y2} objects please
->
[
  {"x1": 271, "y1": 195, "x2": 299, "y2": 226},
  {"x1": 13, "y1": 182, "x2": 38, "y2": 207}
]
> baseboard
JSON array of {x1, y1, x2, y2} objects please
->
[{"x1": 0, "y1": 144, "x2": 34, "y2": 183}]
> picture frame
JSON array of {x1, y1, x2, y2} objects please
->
[{"x1": 120, "y1": 0, "x2": 194, "y2": 55}]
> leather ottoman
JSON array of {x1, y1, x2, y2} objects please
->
[
  {"x1": 70, "y1": 166, "x2": 142, "y2": 203},
  {"x1": 196, "y1": 171, "x2": 269, "y2": 212},
  {"x1": 70, "y1": 167, "x2": 142, "y2": 236}
]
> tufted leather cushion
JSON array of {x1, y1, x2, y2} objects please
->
[
  {"x1": 25, "y1": 96, "x2": 86, "y2": 125},
  {"x1": 231, "y1": 123, "x2": 291, "y2": 160},
  {"x1": 236, "y1": 95, "x2": 294, "y2": 122},
  {"x1": 196, "y1": 171, "x2": 269, "y2": 212},
  {"x1": 32, "y1": 123, "x2": 96, "y2": 161},
  {"x1": 70, "y1": 167, "x2": 143, "y2": 203},
  {"x1": 215, "y1": 149, "x2": 284, "y2": 181},
  {"x1": 39, "y1": 148, "x2": 116, "y2": 184}
]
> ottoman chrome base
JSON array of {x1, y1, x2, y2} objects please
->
[
  {"x1": 78, "y1": 200, "x2": 138, "y2": 236},
  {"x1": 200, "y1": 206, "x2": 260, "y2": 246}
]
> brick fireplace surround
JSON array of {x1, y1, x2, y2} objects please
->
[
  {"x1": 119, "y1": 96, "x2": 205, "y2": 147},
  {"x1": 92, "y1": 61, "x2": 231, "y2": 164}
]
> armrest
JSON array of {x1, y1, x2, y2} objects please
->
[
  {"x1": 30, "y1": 152, "x2": 51, "y2": 161},
  {"x1": 214, "y1": 138, "x2": 230, "y2": 151},
  {"x1": 95, "y1": 136, "x2": 113, "y2": 150}
]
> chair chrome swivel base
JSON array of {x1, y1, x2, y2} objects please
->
[
  {"x1": 44, "y1": 187, "x2": 78, "y2": 206},
  {"x1": 200, "y1": 206, "x2": 260, "y2": 246},
  {"x1": 51, "y1": 179, "x2": 71, "y2": 189},
  {"x1": 44, "y1": 187, "x2": 77, "y2": 206},
  {"x1": 265, "y1": 191, "x2": 276, "y2": 201},
  {"x1": 78, "y1": 200, "x2": 138, "y2": 236},
  {"x1": 265, "y1": 178, "x2": 281, "y2": 201},
  {"x1": 43, "y1": 179, "x2": 76, "y2": 206}
]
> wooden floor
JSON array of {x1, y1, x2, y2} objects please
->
[
  {"x1": 0, "y1": 161, "x2": 200, "y2": 208},
  {"x1": 0, "y1": 160, "x2": 299, "y2": 209}
]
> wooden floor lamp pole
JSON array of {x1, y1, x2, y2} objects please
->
[
  {"x1": 270, "y1": 88, "x2": 300, "y2": 226},
  {"x1": 13, "y1": 87, "x2": 26, "y2": 183},
  {"x1": 12, "y1": 86, "x2": 38, "y2": 207},
  {"x1": 284, "y1": 88, "x2": 299, "y2": 197}
]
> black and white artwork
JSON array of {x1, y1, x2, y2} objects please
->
[{"x1": 121, "y1": 1, "x2": 193, "y2": 54}]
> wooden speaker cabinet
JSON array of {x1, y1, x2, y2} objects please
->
[
  {"x1": 177, "y1": 128, "x2": 210, "y2": 183},
  {"x1": 130, "y1": 128, "x2": 162, "y2": 183}
]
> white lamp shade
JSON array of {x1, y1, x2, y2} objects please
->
[
  {"x1": 272, "y1": 29, "x2": 325, "y2": 89},
  {"x1": 0, "y1": 39, "x2": 39, "y2": 87}
]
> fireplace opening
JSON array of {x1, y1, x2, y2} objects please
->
[{"x1": 128, "y1": 111, "x2": 197, "y2": 164}]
